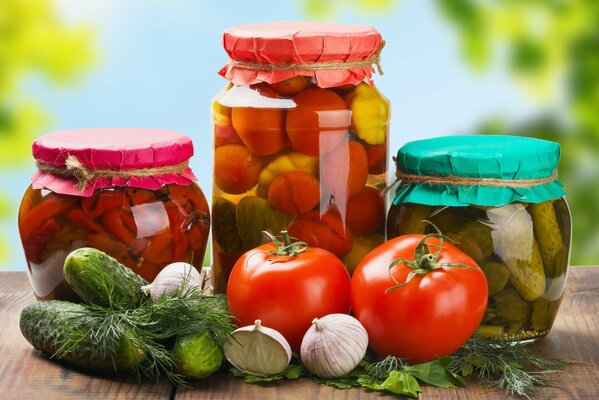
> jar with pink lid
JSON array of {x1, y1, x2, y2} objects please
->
[{"x1": 18, "y1": 128, "x2": 210, "y2": 301}]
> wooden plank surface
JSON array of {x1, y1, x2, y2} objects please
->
[
  {"x1": 0, "y1": 272, "x2": 173, "y2": 400},
  {"x1": 1, "y1": 268, "x2": 598, "y2": 399}
]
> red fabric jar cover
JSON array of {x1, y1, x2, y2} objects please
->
[
  {"x1": 32, "y1": 128, "x2": 197, "y2": 197},
  {"x1": 219, "y1": 21, "x2": 384, "y2": 88}
]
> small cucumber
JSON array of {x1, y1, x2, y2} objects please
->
[
  {"x1": 20, "y1": 301, "x2": 144, "y2": 371},
  {"x1": 173, "y1": 331, "x2": 223, "y2": 379},
  {"x1": 64, "y1": 247, "x2": 148, "y2": 308}
]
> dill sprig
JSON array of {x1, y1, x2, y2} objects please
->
[
  {"x1": 449, "y1": 338, "x2": 566, "y2": 398},
  {"x1": 56, "y1": 284, "x2": 234, "y2": 386}
]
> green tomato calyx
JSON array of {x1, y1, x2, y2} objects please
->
[
  {"x1": 385, "y1": 222, "x2": 477, "y2": 293},
  {"x1": 264, "y1": 230, "x2": 309, "y2": 257}
]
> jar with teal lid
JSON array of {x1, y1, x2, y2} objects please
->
[{"x1": 387, "y1": 135, "x2": 571, "y2": 342}]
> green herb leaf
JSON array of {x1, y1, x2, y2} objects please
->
[
  {"x1": 360, "y1": 370, "x2": 421, "y2": 398},
  {"x1": 231, "y1": 363, "x2": 305, "y2": 384},
  {"x1": 403, "y1": 356, "x2": 465, "y2": 388}
]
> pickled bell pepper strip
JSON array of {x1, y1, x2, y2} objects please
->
[
  {"x1": 528, "y1": 201, "x2": 565, "y2": 278},
  {"x1": 166, "y1": 207, "x2": 189, "y2": 262},
  {"x1": 23, "y1": 218, "x2": 61, "y2": 263},
  {"x1": 120, "y1": 209, "x2": 138, "y2": 236},
  {"x1": 19, "y1": 194, "x2": 76, "y2": 241},
  {"x1": 81, "y1": 190, "x2": 126, "y2": 218},
  {"x1": 188, "y1": 222, "x2": 208, "y2": 251},
  {"x1": 101, "y1": 208, "x2": 136, "y2": 244},
  {"x1": 67, "y1": 209, "x2": 106, "y2": 234},
  {"x1": 18, "y1": 188, "x2": 42, "y2": 223},
  {"x1": 85, "y1": 233, "x2": 129, "y2": 261},
  {"x1": 143, "y1": 230, "x2": 173, "y2": 265},
  {"x1": 125, "y1": 187, "x2": 155, "y2": 205}
]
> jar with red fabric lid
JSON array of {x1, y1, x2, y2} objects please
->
[
  {"x1": 211, "y1": 22, "x2": 390, "y2": 293},
  {"x1": 18, "y1": 128, "x2": 210, "y2": 301}
]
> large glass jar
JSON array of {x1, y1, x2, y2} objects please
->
[
  {"x1": 387, "y1": 135, "x2": 571, "y2": 342},
  {"x1": 211, "y1": 22, "x2": 390, "y2": 293},
  {"x1": 19, "y1": 128, "x2": 210, "y2": 301}
]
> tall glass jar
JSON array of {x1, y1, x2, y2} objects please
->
[
  {"x1": 211, "y1": 22, "x2": 390, "y2": 293},
  {"x1": 387, "y1": 135, "x2": 571, "y2": 342},
  {"x1": 19, "y1": 128, "x2": 210, "y2": 301}
]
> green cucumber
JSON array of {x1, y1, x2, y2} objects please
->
[
  {"x1": 172, "y1": 331, "x2": 223, "y2": 379},
  {"x1": 64, "y1": 247, "x2": 148, "y2": 308},
  {"x1": 19, "y1": 301, "x2": 144, "y2": 371}
]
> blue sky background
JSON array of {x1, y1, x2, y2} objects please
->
[{"x1": 2, "y1": 0, "x2": 545, "y2": 269}]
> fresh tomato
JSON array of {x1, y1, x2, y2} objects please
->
[
  {"x1": 287, "y1": 208, "x2": 353, "y2": 258},
  {"x1": 227, "y1": 232, "x2": 352, "y2": 352},
  {"x1": 351, "y1": 233, "x2": 488, "y2": 363}
]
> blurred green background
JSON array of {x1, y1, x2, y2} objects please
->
[{"x1": 1, "y1": 0, "x2": 597, "y2": 269}]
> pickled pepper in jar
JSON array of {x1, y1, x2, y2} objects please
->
[{"x1": 19, "y1": 128, "x2": 210, "y2": 301}]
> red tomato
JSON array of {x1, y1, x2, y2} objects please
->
[
  {"x1": 351, "y1": 234, "x2": 488, "y2": 363},
  {"x1": 227, "y1": 234, "x2": 352, "y2": 352}
]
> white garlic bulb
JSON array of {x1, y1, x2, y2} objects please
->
[
  {"x1": 141, "y1": 262, "x2": 202, "y2": 301},
  {"x1": 224, "y1": 320, "x2": 292, "y2": 376},
  {"x1": 300, "y1": 313, "x2": 368, "y2": 378}
]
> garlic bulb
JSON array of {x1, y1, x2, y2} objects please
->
[
  {"x1": 224, "y1": 320, "x2": 292, "y2": 376},
  {"x1": 141, "y1": 262, "x2": 202, "y2": 301},
  {"x1": 300, "y1": 313, "x2": 368, "y2": 378}
]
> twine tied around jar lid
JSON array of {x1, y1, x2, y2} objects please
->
[
  {"x1": 390, "y1": 156, "x2": 559, "y2": 189},
  {"x1": 36, "y1": 155, "x2": 190, "y2": 191},
  {"x1": 228, "y1": 40, "x2": 386, "y2": 75}
]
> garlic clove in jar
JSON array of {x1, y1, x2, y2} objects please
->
[
  {"x1": 141, "y1": 262, "x2": 202, "y2": 302},
  {"x1": 224, "y1": 320, "x2": 292, "y2": 376},
  {"x1": 300, "y1": 313, "x2": 368, "y2": 378}
]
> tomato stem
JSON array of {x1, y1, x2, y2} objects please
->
[
  {"x1": 385, "y1": 222, "x2": 477, "y2": 293},
  {"x1": 263, "y1": 230, "x2": 309, "y2": 257}
]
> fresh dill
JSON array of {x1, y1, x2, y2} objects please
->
[
  {"x1": 56, "y1": 284, "x2": 234, "y2": 386},
  {"x1": 449, "y1": 338, "x2": 566, "y2": 398}
]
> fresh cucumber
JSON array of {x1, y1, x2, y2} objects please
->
[
  {"x1": 19, "y1": 300, "x2": 144, "y2": 371},
  {"x1": 172, "y1": 331, "x2": 223, "y2": 379},
  {"x1": 64, "y1": 247, "x2": 148, "y2": 308}
]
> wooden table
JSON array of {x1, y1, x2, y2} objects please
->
[{"x1": 1, "y1": 268, "x2": 598, "y2": 400}]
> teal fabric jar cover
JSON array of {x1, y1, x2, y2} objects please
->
[{"x1": 392, "y1": 135, "x2": 567, "y2": 207}]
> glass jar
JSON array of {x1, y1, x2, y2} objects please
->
[
  {"x1": 211, "y1": 22, "x2": 390, "y2": 293},
  {"x1": 387, "y1": 135, "x2": 571, "y2": 342},
  {"x1": 19, "y1": 128, "x2": 210, "y2": 301}
]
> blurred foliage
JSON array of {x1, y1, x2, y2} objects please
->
[
  {"x1": 301, "y1": 0, "x2": 395, "y2": 19},
  {"x1": 0, "y1": 0, "x2": 94, "y2": 264},
  {"x1": 437, "y1": 0, "x2": 599, "y2": 264},
  {"x1": 304, "y1": 0, "x2": 599, "y2": 264}
]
